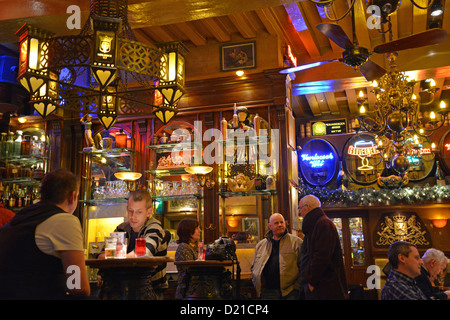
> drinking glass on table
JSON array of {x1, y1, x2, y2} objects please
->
[
  {"x1": 135, "y1": 238, "x2": 147, "y2": 257},
  {"x1": 104, "y1": 237, "x2": 117, "y2": 259}
]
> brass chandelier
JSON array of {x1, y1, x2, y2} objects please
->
[
  {"x1": 354, "y1": 52, "x2": 448, "y2": 175},
  {"x1": 16, "y1": 0, "x2": 187, "y2": 129}
]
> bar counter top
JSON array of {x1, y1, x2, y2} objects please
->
[
  {"x1": 86, "y1": 256, "x2": 174, "y2": 269},
  {"x1": 174, "y1": 260, "x2": 233, "y2": 267}
]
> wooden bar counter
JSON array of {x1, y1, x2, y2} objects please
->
[
  {"x1": 86, "y1": 257, "x2": 174, "y2": 300},
  {"x1": 174, "y1": 260, "x2": 235, "y2": 300}
]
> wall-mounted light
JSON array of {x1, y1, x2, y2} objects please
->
[
  {"x1": 432, "y1": 218, "x2": 447, "y2": 228},
  {"x1": 430, "y1": 0, "x2": 443, "y2": 17},
  {"x1": 114, "y1": 172, "x2": 142, "y2": 192},
  {"x1": 185, "y1": 165, "x2": 215, "y2": 189},
  {"x1": 235, "y1": 70, "x2": 244, "y2": 77}
]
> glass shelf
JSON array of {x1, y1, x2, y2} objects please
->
[
  {"x1": 80, "y1": 198, "x2": 128, "y2": 206},
  {"x1": 216, "y1": 135, "x2": 271, "y2": 146},
  {"x1": 146, "y1": 167, "x2": 191, "y2": 176},
  {"x1": 1, "y1": 177, "x2": 41, "y2": 185},
  {"x1": 219, "y1": 189, "x2": 276, "y2": 198},
  {"x1": 152, "y1": 193, "x2": 202, "y2": 202},
  {"x1": 147, "y1": 141, "x2": 202, "y2": 153},
  {"x1": 0, "y1": 154, "x2": 48, "y2": 165},
  {"x1": 80, "y1": 148, "x2": 135, "y2": 157}
]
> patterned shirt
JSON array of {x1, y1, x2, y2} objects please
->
[{"x1": 381, "y1": 269, "x2": 427, "y2": 300}]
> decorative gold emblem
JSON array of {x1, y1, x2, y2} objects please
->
[
  {"x1": 99, "y1": 34, "x2": 113, "y2": 54},
  {"x1": 375, "y1": 213, "x2": 431, "y2": 247}
]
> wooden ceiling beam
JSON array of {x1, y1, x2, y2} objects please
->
[
  {"x1": 345, "y1": 89, "x2": 359, "y2": 114},
  {"x1": 324, "y1": 91, "x2": 340, "y2": 115},
  {"x1": 141, "y1": 26, "x2": 177, "y2": 43},
  {"x1": 305, "y1": 94, "x2": 322, "y2": 116},
  {"x1": 201, "y1": 18, "x2": 231, "y2": 42},
  {"x1": 315, "y1": 92, "x2": 331, "y2": 114},
  {"x1": 228, "y1": 12, "x2": 257, "y2": 39},
  {"x1": 175, "y1": 22, "x2": 207, "y2": 46},
  {"x1": 267, "y1": 6, "x2": 309, "y2": 58},
  {"x1": 296, "y1": 1, "x2": 330, "y2": 56},
  {"x1": 132, "y1": 28, "x2": 156, "y2": 46},
  {"x1": 255, "y1": 9, "x2": 280, "y2": 36}
]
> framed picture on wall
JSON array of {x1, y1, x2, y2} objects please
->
[
  {"x1": 220, "y1": 41, "x2": 256, "y2": 71},
  {"x1": 243, "y1": 217, "x2": 259, "y2": 238}
]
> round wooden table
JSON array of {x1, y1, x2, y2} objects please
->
[
  {"x1": 86, "y1": 257, "x2": 174, "y2": 300},
  {"x1": 174, "y1": 260, "x2": 234, "y2": 300}
]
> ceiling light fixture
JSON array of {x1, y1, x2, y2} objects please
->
[
  {"x1": 355, "y1": 52, "x2": 448, "y2": 176},
  {"x1": 15, "y1": 0, "x2": 188, "y2": 128}
]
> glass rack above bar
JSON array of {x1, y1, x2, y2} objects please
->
[
  {"x1": 215, "y1": 135, "x2": 271, "y2": 146},
  {"x1": 152, "y1": 193, "x2": 202, "y2": 202},
  {"x1": 146, "y1": 167, "x2": 190, "y2": 176},
  {"x1": 80, "y1": 148, "x2": 135, "y2": 157},
  {"x1": 80, "y1": 198, "x2": 128, "y2": 206},
  {"x1": 147, "y1": 141, "x2": 202, "y2": 153},
  {"x1": 219, "y1": 189, "x2": 277, "y2": 198}
]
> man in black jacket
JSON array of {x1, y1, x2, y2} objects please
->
[{"x1": 299, "y1": 195, "x2": 348, "y2": 300}]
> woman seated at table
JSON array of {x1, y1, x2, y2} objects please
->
[{"x1": 175, "y1": 218, "x2": 201, "y2": 299}]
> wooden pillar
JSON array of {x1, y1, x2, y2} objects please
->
[
  {"x1": 202, "y1": 112, "x2": 220, "y2": 244},
  {"x1": 274, "y1": 105, "x2": 291, "y2": 226},
  {"x1": 47, "y1": 119, "x2": 62, "y2": 171}
]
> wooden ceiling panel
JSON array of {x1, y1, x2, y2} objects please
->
[
  {"x1": 0, "y1": 0, "x2": 448, "y2": 123},
  {"x1": 228, "y1": 12, "x2": 258, "y2": 39},
  {"x1": 200, "y1": 18, "x2": 231, "y2": 42},
  {"x1": 296, "y1": 1, "x2": 332, "y2": 55},
  {"x1": 175, "y1": 22, "x2": 207, "y2": 46}
]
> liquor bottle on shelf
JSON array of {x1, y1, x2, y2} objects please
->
[
  {"x1": 2, "y1": 185, "x2": 9, "y2": 208},
  {"x1": 5, "y1": 132, "x2": 14, "y2": 158},
  {"x1": 8, "y1": 184, "x2": 16, "y2": 208},
  {"x1": 102, "y1": 130, "x2": 113, "y2": 149},
  {"x1": 254, "y1": 174, "x2": 263, "y2": 190},
  {"x1": 115, "y1": 129, "x2": 127, "y2": 149},
  {"x1": 24, "y1": 186, "x2": 31, "y2": 207},
  {"x1": 21, "y1": 135, "x2": 32, "y2": 156},
  {"x1": 13, "y1": 130, "x2": 23, "y2": 157},
  {"x1": 31, "y1": 136, "x2": 39, "y2": 156},
  {"x1": 0, "y1": 132, "x2": 7, "y2": 158},
  {"x1": 16, "y1": 185, "x2": 24, "y2": 208},
  {"x1": 32, "y1": 185, "x2": 40, "y2": 204}
]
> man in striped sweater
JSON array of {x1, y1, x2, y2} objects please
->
[{"x1": 111, "y1": 189, "x2": 171, "y2": 299}]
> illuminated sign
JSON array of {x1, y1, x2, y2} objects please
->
[
  {"x1": 301, "y1": 152, "x2": 334, "y2": 168},
  {"x1": 347, "y1": 140, "x2": 380, "y2": 170},
  {"x1": 312, "y1": 119, "x2": 347, "y2": 136},
  {"x1": 343, "y1": 134, "x2": 384, "y2": 185},
  {"x1": 299, "y1": 139, "x2": 338, "y2": 186}
]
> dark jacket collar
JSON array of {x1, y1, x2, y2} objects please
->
[{"x1": 302, "y1": 206, "x2": 326, "y2": 235}]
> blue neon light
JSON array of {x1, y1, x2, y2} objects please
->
[{"x1": 301, "y1": 153, "x2": 334, "y2": 168}]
